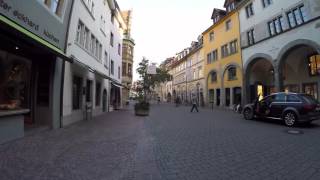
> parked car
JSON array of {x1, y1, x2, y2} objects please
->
[{"x1": 242, "y1": 92, "x2": 320, "y2": 126}]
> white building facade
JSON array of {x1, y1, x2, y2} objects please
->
[
  {"x1": 239, "y1": 0, "x2": 320, "y2": 103},
  {"x1": 63, "y1": 0, "x2": 125, "y2": 126}
]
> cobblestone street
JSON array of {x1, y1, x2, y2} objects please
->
[{"x1": 1, "y1": 103, "x2": 320, "y2": 180}]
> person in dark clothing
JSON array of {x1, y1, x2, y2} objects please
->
[{"x1": 190, "y1": 95, "x2": 199, "y2": 112}]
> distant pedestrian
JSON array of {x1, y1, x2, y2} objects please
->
[
  {"x1": 175, "y1": 96, "x2": 181, "y2": 107},
  {"x1": 190, "y1": 95, "x2": 199, "y2": 112},
  {"x1": 157, "y1": 96, "x2": 160, "y2": 104}
]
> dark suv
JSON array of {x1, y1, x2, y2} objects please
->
[{"x1": 243, "y1": 92, "x2": 320, "y2": 126}]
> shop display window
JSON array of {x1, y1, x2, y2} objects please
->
[
  {"x1": 0, "y1": 52, "x2": 31, "y2": 110},
  {"x1": 309, "y1": 55, "x2": 320, "y2": 76},
  {"x1": 303, "y1": 83, "x2": 318, "y2": 100}
]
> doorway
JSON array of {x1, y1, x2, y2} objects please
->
[{"x1": 103, "y1": 89, "x2": 107, "y2": 112}]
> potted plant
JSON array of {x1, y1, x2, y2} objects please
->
[
  {"x1": 134, "y1": 100, "x2": 150, "y2": 116},
  {"x1": 134, "y1": 57, "x2": 171, "y2": 116}
]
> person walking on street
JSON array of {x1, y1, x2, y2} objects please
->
[{"x1": 190, "y1": 95, "x2": 199, "y2": 112}]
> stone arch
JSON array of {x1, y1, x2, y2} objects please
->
[
  {"x1": 276, "y1": 39, "x2": 320, "y2": 99},
  {"x1": 243, "y1": 54, "x2": 275, "y2": 104},
  {"x1": 221, "y1": 62, "x2": 242, "y2": 84},
  {"x1": 244, "y1": 53, "x2": 274, "y2": 73},
  {"x1": 276, "y1": 39, "x2": 320, "y2": 68}
]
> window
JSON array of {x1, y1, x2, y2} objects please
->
[
  {"x1": 128, "y1": 63, "x2": 132, "y2": 77},
  {"x1": 76, "y1": 21, "x2": 84, "y2": 44},
  {"x1": 209, "y1": 32, "x2": 214, "y2": 42},
  {"x1": 212, "y1": 50, "x2": 218, "y2": 61},
  {"x1": 207, "y1": 50, "x2": 218, "y2": 64},
  {"x1": 287, "y1": 95, "x2": 301, "y2": 103},
  {"x1": 228, "y1": 67, "x2": 237, "y2": 80},
  {"x1": 226, "y1": 20, "x2": 231, "y2": 31},
  {"x1": 95, "y1": 40, "x2": 99, "y2": 57},
  {"x1": 211, "y1": 72, "x2": 217, "y2": 83},
  {"x1": 275, "y1": 94, "x2": 286, "y2": 102},
  {"x1": 287, "y1": 5, "x2": 308, "y2": 28},
  {"x1": 104, "y1": 52, "x2": 108, "y2": 69},
  {"x1": 229, "y1": 40, "x2": 238, "y2": 54},
  {"x1": 262, "y1": 0, "x2": 272, "y2": 8},
  {"x1": 122, "y1": 62, "x2": 127, "y2": 76},
  {"x1": 268, "y1": 16, "x2": 284, "y2": 36},
  {"x1": 100, "y1": 15, "x2": 106, "y2": 31},
  {"x1": 198, "y1": 67, "x2": 203, "y2": 78},
  {"x1": 247, "y1": 29, "x2": 255, "y2": 45},
  {"x1": 43, "y1": 0, "x2": 64, "y2": 17},
  {"x1": 111, "y1": 60, "x2": 114, "y2": 75},
  {"x1": 72, "y1": 76, "x2": 82, "y2": 110},
  {"x1": 309, "y1": 55, "x2": 320, "y2": 76},
  {"x1": 118, "y1": 43, "x2": 121, "y2": 55},
  {"x1": 91, "y1": 2, "x2": 94, "y2": 15},
  {"x1": 118, "y1": 66, "x2": 121, "y2": 79},
  {"x1": 98, "y1": 44, "x2": 102, "y2": 61},
  {"x1": 110, "y1": 32, "x2": 114, "y2": 46},
  {"x1": 95, "y1": 82, "x2": 101, "y2": 106},
  {"x1": 84, "y1": 27, "x2": 90, "y2": 49},
  {"x1": 86, "y1": 80, "x2": 92, "y2": 102},
  {"x1": 90, "y1": 35, "x2": 95, "y2": 54},
  {"x1": 245, "y1": 3, "x2": 254, "y2": 18},
  {"x1": 221, "y1": 44, "x2": 229, "y2": 58},
  {"x1": 226, "y1": 2, "x2": 235, "y2": 12}
]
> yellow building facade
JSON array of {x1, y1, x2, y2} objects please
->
[{"x1": 203, "y1": 6, "x2": 243, "y2": 108}]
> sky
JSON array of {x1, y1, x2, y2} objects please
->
[{"x1": 117, "y1": 0, "x2": 225, "y2": 80}]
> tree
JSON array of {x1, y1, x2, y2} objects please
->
[{"x1": 136, "y1": 57, "x2": 171, "y2": 101}]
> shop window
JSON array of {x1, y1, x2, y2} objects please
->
[
  {"x1": 228, "y1": 67, "x2": 237, "y2": 81},
  {"x1": 95, "y1": 82, "x2": 101, "y2": 106},
  {"x1": 72, "y1": 76, "x2": 82, "y2": 110},
  {"x1": 304, "y1": 83, "x2": 318, "y2": 100},
  {"x1": 309, "y1": 55, "x2": 320, "y2": 76},
  {"x1": 0, "y1": 56, "x2": 31, "y2": 110}
]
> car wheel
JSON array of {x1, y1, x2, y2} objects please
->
[
  {"x1": 243, "y1": 108, "x2": 254, "y2": 120},
  {"x1": 283, "y1": 111, "x2": 297, "y2": 127}
]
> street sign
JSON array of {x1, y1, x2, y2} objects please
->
[{"x1": 147, "y1": 64, "x2": 157, "y2": 74}]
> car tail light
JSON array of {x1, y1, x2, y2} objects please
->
[{"x1": 303, "y1": 104, "x2": 315, "y2": 111}]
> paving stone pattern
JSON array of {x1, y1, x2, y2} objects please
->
[{"x1": 1, "y1": 103, "x2": 320, "y2": 180}]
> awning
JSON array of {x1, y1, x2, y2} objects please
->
[
  {"x1": 0, "y1": 15, "x2": 72, "y2": 62},
  {"x1": 111, "y1": 81, "x2": 123, "y2": 88},
  {"x1": 71, "y1": 56, "x2": 116, "y2": 81}
]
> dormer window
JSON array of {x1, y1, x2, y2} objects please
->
[{"x1": 226, "y1": 2, "x2": 235, "y2": 12}]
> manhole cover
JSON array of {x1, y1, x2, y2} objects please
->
[{"x1": 286, "y1": 129, "x2": 304, "y2": 135}]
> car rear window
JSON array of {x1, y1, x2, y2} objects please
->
[{"x1": 301, "y1": 94, "x2": 319, "y2": 104}]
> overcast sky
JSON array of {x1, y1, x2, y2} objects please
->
[{"x1": 117, "y1": 0, "x2": 225, "y2": 80}]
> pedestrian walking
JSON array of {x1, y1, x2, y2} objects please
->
[{"x1": 190, "y1": 95, "x2": 199, "y2": 112}]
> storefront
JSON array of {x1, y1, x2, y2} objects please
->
[
  {"x1": 0, "y1": 0, "x2": 73, "y2": 144},
  {"x1": 110, "y1": 82, "x2": 122, "y2": 110}
]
